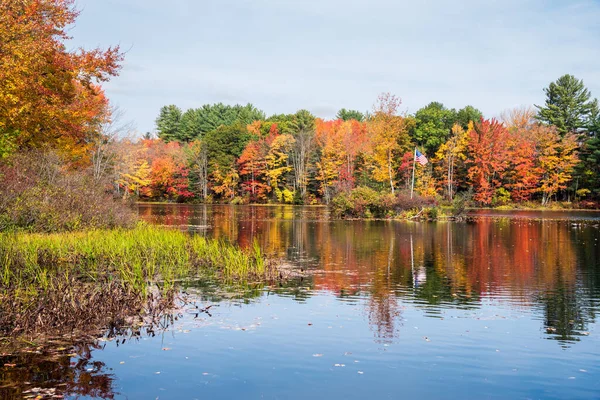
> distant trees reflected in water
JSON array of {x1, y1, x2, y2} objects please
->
[{"x1": 139, "y1": 204, "x2": 600, "y2": 344}]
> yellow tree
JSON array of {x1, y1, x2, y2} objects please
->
[
  {"x1": 265, "y1": 133, "x2": 294, "y2": 202},
  {"x1": 211, "y1": 165, "x2": 239, "y2": 200},
  {"x1": 534, "y1": 126, "x2": 579, "y2": 204},
  {"x1": 435, "y1": 122, "x2": 471, "y2": 200},
  {"x1": 315, "y1": 119, "x2": 345, "y2": 203},
  {"x1": 117, "y1": 159, "x2": 151, "y2": 199},
  {"x1": 367, "y1": 93, "x2": 411, "y2": 194}
]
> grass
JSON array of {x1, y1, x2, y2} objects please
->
[{"x1": 0, "y1": 224, "x2": 276, "y2": 338}]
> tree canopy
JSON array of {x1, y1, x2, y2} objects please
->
[
  {"x1": 0, "y1": 0, "x2": 123, "y2": 160},
  {"x1": 536, "y1": 74, "x2": 598, "y2": 135}
]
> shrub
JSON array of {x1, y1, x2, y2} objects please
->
[
  {"x1": 0, "y1": 150, "x2": 136, "y2": 232},
  {"x1": 450, "y1": 191, "x2": 472, "y2": 218},
  {"x1": 492, "y1": 187, "x2": 511, "y2": 206},
  {"x1": 331, "y1": 187, "x2": 437, "y2": 219}
]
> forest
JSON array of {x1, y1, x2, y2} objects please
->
[{"x1": 126, "y1": 77, "x2": 599, "y2": 209}]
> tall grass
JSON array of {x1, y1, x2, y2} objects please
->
[
  {"x1": 0, "y1": 224, "x2": 273, "y2": 292},
  {"x1": 0, "y1": 224, "x2": 276, "y2": 337}
]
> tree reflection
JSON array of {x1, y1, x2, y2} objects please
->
[
  {"x1": 0, "y1": 341, "x2": 116, "y2": 399},
  {"x1": 139, "y1": 205, "x2": 600, "y2": 346}
]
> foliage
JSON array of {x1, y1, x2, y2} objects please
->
[
  {"x1": 536, "y1": 74, "x2": 598, "y2": 135},
  {"x1": 0, "y1": 0, "x2": 122, "y2": 159},
  {"x1": 412, "y1": 102, "x2": 456, "y2": 155},
  {"x1": 367, "y1": 93, "x2": 411, "y2": 194},
  {"x1": 465, "y1": 118, "x2": 509, "y2": 205},
  {"x1": 336, "y1": 108, "x2": 365, "y2": 122},
  {"x1": 155, "y1": 105, "x2": 183, "y2": 142},
  {"x1": 0, "y1": 150, "x2": 136, "y2": 232},
  {"x1": 331, "y1": 186, "x2": 435, "y2": 219},
  {"x1": 156, "y1": 103, "x2": 265, "y2": 143},
  {"x1": 0, "y1": 225, "x2": 276, "y2": 337}
]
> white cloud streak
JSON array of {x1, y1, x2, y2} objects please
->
[{"x1": 71, "y1": 0, "x2": 600, "y2": 132}]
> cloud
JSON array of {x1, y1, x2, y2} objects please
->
[{"x1": 71, "y1": 0, "x2": 600, "y2": 132}]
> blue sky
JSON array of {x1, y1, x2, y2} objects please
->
[{"x1": 70, "y1": 0, "x2": 600, "y2": 134}]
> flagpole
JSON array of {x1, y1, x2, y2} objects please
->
[{"x1": 410, "y1": 147, "x2": 416, "y2": 199}]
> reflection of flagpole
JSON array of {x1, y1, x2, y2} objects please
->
[
  {"x1": 387, "y1": 233, "x2": 393, "y2": 277},
  {"x1": 410, "y1": 233, "x2": 415, "y2": 289},
  {"x1": 410, "y1": 147, "x2": 417, "y2": 199}
]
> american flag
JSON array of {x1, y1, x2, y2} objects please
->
[{"x1": 415, "y1": 149, "x2": 428, "y2": 166}]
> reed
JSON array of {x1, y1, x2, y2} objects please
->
[{"x1": 0, "y1": 224, "x2": 277, "y2": 337}]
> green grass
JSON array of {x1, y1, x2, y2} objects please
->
[
  {"x1": 0, "y1": 223, "x2": 273, "y2": 296},
  {"x1": 0, "y1": 224, "x2": 276, "y2": 338}
]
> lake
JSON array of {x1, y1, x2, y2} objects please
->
[{"x1": 3, "y1": 204, "x2": 600, "y2": 399}]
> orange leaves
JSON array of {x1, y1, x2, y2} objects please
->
[
  {"x1": 0, "y1": 0, "x2": 122, "y2": 159},
  {"x1": 465, "y1": 118, "x2": 510, "y2": 204}
]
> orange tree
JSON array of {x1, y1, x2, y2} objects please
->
[{"x1": 0, "y1": 0, "x2": 122, "y2": 161}]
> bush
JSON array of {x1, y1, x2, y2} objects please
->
[
  {"x1": 331, "y1": 187, "x2": 437, "y2": 219},
  {"x1": 450, "y1": 191, "x2": 472, "y2": 218},
  {"x1": 0, "y1": 150, "x2": 136, "y2": 232},
  {"x1": 492, "y1": 187, "x2": 511, "y2": 206}
]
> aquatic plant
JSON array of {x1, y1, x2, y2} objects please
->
[{"x1": 0, "y1": 224, "x2": 276, "y2": 337}]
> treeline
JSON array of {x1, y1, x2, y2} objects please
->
[{"x1": 117, "y1": 74, "x2": 599, "y2": 207}]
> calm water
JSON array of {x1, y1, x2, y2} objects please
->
[{"x1": 3, "y1": 205, "x2": 600, "y2": 399}]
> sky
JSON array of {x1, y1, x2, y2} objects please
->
[{"x1": 69, "y1": 0, "x2": 600, "y2": 134}]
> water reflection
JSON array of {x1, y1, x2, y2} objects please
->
[
  {"x1": 139, "y1": 204, "x2": 600, "y2": 345},
  {"x1": 0, "y1": 342, "x2": 115, "y2": 399}
]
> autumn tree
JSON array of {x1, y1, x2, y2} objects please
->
[
  {"x1": 367, "y1": 93, "x2": 411, "y2": 194},
  {"x1": 534, "y1": 126, "x2": 579, "y2": 204},
  {"x1": 237, "y1": 139, "x2": 270, "y2": 201},
  {"x1": 0, "y1": 0, "x2": 122, "y2": 158},
  {"x1": 502, "y1": 108, "x2": 542, "y2": 201},
  {"x1": 465, "y1": 118, "x2": 509, "y2": 204},
  {"x1": 435, "y1": 122, "x2": 470, "y2": 200},
  {"x1": 265, "y1": 133, "x2": 295, "y2": 202}
]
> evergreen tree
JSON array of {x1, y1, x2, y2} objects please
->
[
  {"x1": 536, "y1": 74, "x2": 597, "y2": 135},
  {"x1": 155, "y1": 105, "x2": 182, "y2": 142},
  {"x1": 336, "y1": 108, "x2": 365, "y2": 122},
  {"x1": 456, "y1": 105, "x2": 482, "y2": 129}
]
